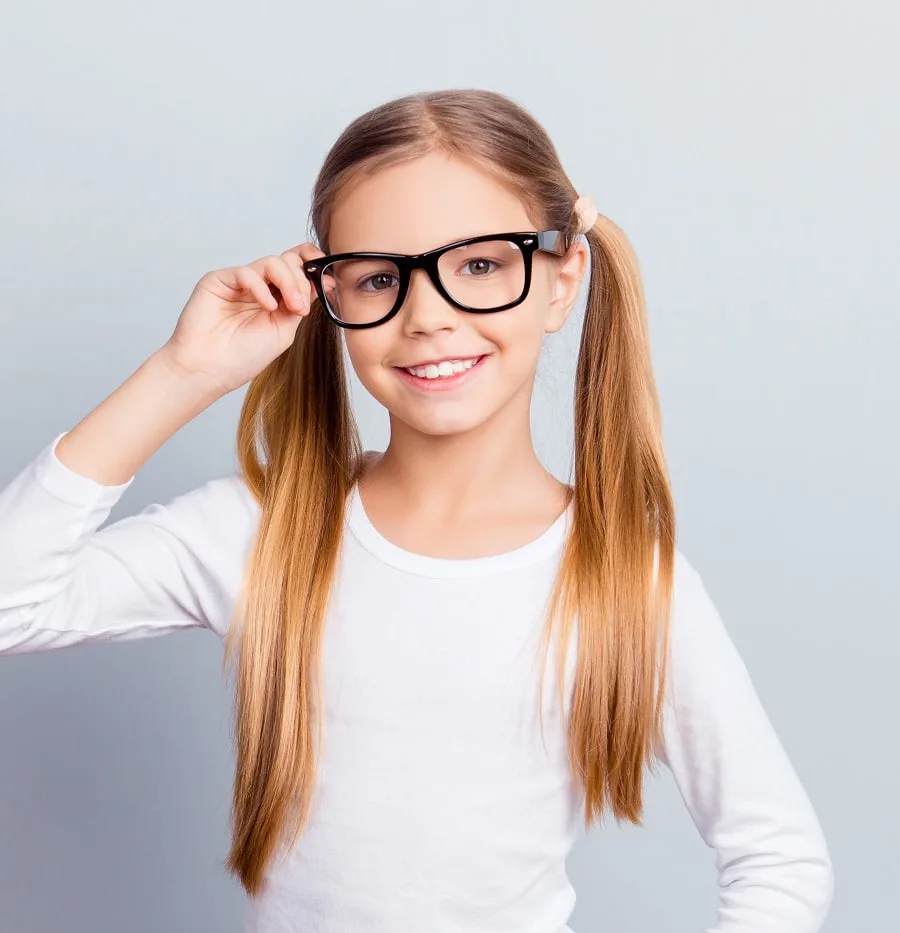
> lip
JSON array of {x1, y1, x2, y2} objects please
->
[
  {"x1": 394, "y1": 354, "x2": 490, "y2": 392},
  {"x1": 398, "y1": 353, "x2": 485, "y2": 369}
]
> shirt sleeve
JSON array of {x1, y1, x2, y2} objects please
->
[
  {"x1": 657, "y1": 548, "x2": 835, "y2": 932},
  {"x1": 0, "y1": 431, "x2": 259, "y2": 655}
]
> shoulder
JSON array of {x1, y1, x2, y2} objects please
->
[
  {"x1": 127, "y1": 470, "x2": 262, "y2": 570},
  {"x1": 653, "y1": 544, "x2": 719, "y2": 621},
  {"x1": 671, "y1": 546, "x2": 706, "y2": 604},
  {"x1": 144, "y1": 470, "x2": 259, "y2": 523},
  {"x1": 668, "y1": 546, "x2": 727, "y2": 641},
  {"x1": 663, "y1": 546, "x2": 754, "y2": 704}
]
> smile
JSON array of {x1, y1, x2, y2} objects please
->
[{"x1": 394, "y1": 354, "x2": 490, "y2": 391}]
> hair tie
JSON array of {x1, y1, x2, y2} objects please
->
[{"x1": 573, "y1": 195, "x2": 599, "y2": 234}]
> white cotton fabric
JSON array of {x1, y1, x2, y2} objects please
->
[{"x1": 0, "y1": 432, "x2": 834, "y2": 932}]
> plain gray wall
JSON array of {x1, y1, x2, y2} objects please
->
[{"x1": 1, "y1": 1, "x2": 896, "y2": 930}]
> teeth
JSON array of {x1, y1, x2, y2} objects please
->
[{"x1": 405, "y1": 357, "x2": 480, "y2": 379}]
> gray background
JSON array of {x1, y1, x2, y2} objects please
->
[{"x1": 1, "y1": 1, "x2": 896, "y2": 930}]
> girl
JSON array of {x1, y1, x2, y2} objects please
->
[{"x1": 0, "y1": 89, "x2": 833, "y2": 932}]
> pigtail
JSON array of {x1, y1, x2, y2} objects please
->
[
  {"x1": 541, "y1": 207, "x2": 676, "y2": 824},
  {"x1": 223, "y1": 297, "x2": 363, "y2": 896}
]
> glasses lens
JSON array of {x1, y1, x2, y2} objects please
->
[
  {"x1": 437, "y1": 238, "x2": 526, "y2": 310},
  {"x1": 321, "y1": 257, "x2": 401, "y2": 326}
]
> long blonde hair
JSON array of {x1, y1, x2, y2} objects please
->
[{"x1": 221, "y1": 88, "x2": 676, "y2": 897}]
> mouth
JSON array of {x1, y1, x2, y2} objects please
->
[{"x1": 393, "y1": 354, "x2": 490, "y2": 392}]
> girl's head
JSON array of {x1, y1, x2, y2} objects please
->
[
  {"x1": 305, "y1": 91, "x2": 591, "y2": 439},
  {"x1": 224, "y1": 89, "x2": 676, "y2": 899},
  {"x1": 311, "y1": 149, "x2": 587, "y2": 437}
]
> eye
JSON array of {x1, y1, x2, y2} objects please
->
[
  {"x1": 358, "y1": 271, "x2": 399, "y2": 292},
  {"x1": 461, "y1": 258, "x2": 501, "y2": 276}
]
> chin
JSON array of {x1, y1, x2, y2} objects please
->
[
  {"x1": 396, "y1": 409, "x2": 491, "y2": 437},
  {"x1": 374, "y1": 393, "x2": 499, "y2": 436}
]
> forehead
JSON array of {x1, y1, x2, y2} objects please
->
[{"x1": 327, "y1": 150, "x2": 538, "y2": 255}]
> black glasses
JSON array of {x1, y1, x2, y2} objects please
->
[{"x1": 302, "y1": 230, "x2": 569, "y2": 329}]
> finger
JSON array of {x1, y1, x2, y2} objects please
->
[
  {"x1": 252, "y1": 255, "x2": 308, "y2": 314},
  {"x1": 280, "y1": 249, "x2": 319, "y2": 310},
  {"x1": 232, "y1": 266, "x2": 280, "y2": 311},
  {"x1": 283, "y1": 241, "x2": 326, "y2": 264}
]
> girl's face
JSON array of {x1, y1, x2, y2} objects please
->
[{"x1": 326, "y1": 150, "x2": 588, "y2": 437}]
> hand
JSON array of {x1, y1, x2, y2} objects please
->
[{"x1": 161, "y1": 242, "x2": 325, "y2": 396}]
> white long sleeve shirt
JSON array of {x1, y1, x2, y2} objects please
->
[{"x1": 0, "y1": 431, "x2": 834, "y2": 932}]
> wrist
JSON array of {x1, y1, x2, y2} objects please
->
[{"x1": 151, "y1": 344, "x2": 229, "y2": 405}]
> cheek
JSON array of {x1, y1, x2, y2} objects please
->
[
  {"x1": 344, "y1": 331, "x2": 391, "y2": 375},
  {"x1": 495, "y1": 288, "x2": 554, "y2": 353},
  {"x1": 342, "y1": 332, "x2": 398, "y2": 403}
]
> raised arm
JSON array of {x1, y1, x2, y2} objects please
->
[
  {"x1": 0, "y1": 242, "x2": 323, "y2": 656},
  {"x1": 657, "y1": 549, "x2": 834, "y2": 932},
  {"x1": 0, "y1": 428, "x2": 256, "y2": 654}
]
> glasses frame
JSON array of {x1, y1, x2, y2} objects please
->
[{"x1": 302, "y1": 229, "x2": 569, "y2": 329}]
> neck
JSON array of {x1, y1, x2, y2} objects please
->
[{"x1": 366, "y1": 390, "x2": 566, "y2": 523}]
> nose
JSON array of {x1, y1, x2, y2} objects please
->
[{"x1": 399, "y1": 267, "x2": 458, "y2": 335}]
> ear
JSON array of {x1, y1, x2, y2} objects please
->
[{"x1": 545, "y1": 241, "x2": 589, "y2": 334}]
